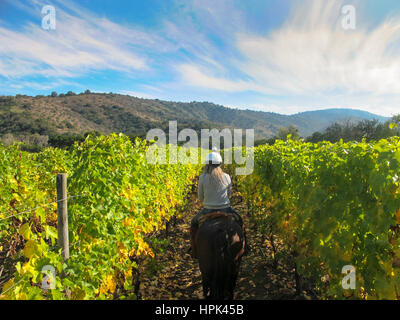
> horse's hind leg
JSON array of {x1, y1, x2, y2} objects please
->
[
  {"x1": 228, "y1": 264, "x2": 239, "y2": 299},
  {"x1": 202, "y1": 276, "x2": 211, "y2": 299}
]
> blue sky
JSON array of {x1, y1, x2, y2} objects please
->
[{"x1": 0, "y1": 0, "x2": 400, "y2": 116}]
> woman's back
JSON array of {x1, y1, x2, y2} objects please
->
[
  {"x1": 190, "y1": 156, "x2": 247, "y2": 259},
  {"x1": 198, "y1": 172, "x2": 231, "y2": 209}
]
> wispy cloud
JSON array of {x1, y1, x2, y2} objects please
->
[
  {"x1": 174, "y1": 0, "x2": 400, "y2": 114},
  {"x1": 176, "y1": 64, "x2": 259, "y2": 92},
  {"x1": 0, "y1": 0, "x2": 173, "y2": 78},
  {"x1": 236, "y1": 0, "x2": 400, "y2": 95}
]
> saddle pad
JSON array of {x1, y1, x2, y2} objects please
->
[{"x1": 198, "y1": 211, "x2": 233, "y2": 227}]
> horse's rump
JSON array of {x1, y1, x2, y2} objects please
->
[{"x1": 195, "y1": 213, "x2": 244, "y2": 299}]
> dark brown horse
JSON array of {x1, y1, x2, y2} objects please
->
[{"x1": 195, "y1": 212, "x2": 245, "y2": 299}]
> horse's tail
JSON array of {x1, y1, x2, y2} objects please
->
[{"x1": 211, "y1": 227, "x2": 232, "y2": 299}]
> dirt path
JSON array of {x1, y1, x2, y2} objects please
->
[{"x1": 139, "y1": 185, "x2": 313, "y2": 300}]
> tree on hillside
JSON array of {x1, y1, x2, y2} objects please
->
[
  {"x1": 306, "y1": 131, "x2": 324, "y2": 143},
  {"x1": 254, "y1": 137, "x2": 277, "y2": 146},
  {"x1": 50, "y1": 91, "x2": 58, "y2": 97},
  {"x1": 323, "y1": 122, "x2": 344, "y2": 142},
  {"x1": 390, "y1": 115, "x2": 400, "y2": 127},
  {"x1": 355, "y1": 119, "x2": 380, "y2": 141},
  {"x1": 278, "y1": 125, "x2": 300, "y2": 141},
  {"x1": 306, "y1": 115, "x2": 400, "y2": 143}
]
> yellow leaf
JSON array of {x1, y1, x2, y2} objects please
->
[
  {"x1": 17, "y1": 292, "x2": 27, "y2": 300},
  {"x1": 19, "y1": 223, "x2": 32, "y2": 240},
  {"x1": 13, "y1": 193, "x2": 22, "y2": 202},
  {"x1": 24, "y1": 240, "x2": 37, "y2": 259},
  {"x1": 99, "y1": 274, "x2": 117, "y2": 295},
  {"x1": 21, "y1": 261, "x2": 35, "y2": 275},
  {"x1": 2, "y1": 278, "x2": 14, "y2": 294},
  {"x1": 124, "y1": 269, "x2": 132, "y2": 279},
  {"x1": 122, "y1": 218, "x2": 133, "y2": 227}
]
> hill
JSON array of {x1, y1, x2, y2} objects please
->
[{"x1": 0, "y1": 93, "x2": 388, "y2": 142}]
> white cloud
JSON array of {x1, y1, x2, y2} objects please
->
[
  {"x1": 0, "y1": 0, "x2": 174, "y2": 78},
  {"x1": 175, "y1": 0, "x2": 400, "y2": 114},
  {"x1": 177, "y1": 64, "x2": 260, "y2": 92}
]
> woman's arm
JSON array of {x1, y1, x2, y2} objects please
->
[
  {"x1": 226, "y1": 174, "x2": 232, "y2": 197},
  {"x1": 198, "y1": 174, "x2": 204, "y2": 202}
]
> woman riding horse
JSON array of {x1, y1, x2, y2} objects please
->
[{"x1": 190, "y1": 147, "x2": 246, "y2": 259}]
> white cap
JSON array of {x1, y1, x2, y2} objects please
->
[{"x1": 205, "y1": 147, "x2": 222, "y2": 164}]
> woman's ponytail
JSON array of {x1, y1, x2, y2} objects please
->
[{"x1": 202, "y1": 164, "x2": 228, "y2": 187}]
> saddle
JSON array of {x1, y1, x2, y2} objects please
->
[{"x1": 197, "y1": 211, "x2": 233, "y2": 228}]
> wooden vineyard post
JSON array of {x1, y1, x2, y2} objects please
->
[{"x1": 57, "y1": 173, "x2": 69, "y2": 261}]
